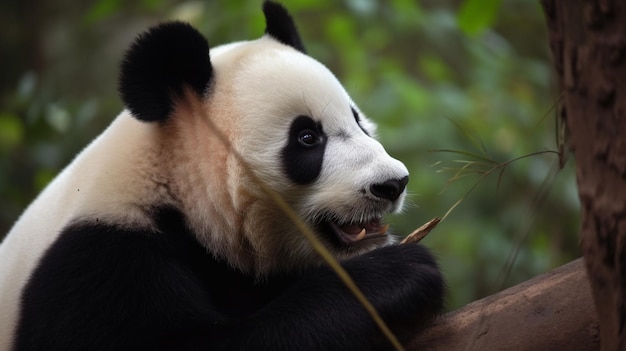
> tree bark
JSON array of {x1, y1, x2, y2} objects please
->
[
  {"x1": 541, "y1": 1, "x2": 626, "y2": 350},
  {"x1": 407, "y1": 258, "x2": 599, "y2": 350}
]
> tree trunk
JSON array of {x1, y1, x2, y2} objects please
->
[{"x1": 541, "y1": 1, "x2": 626, "y2": 350}]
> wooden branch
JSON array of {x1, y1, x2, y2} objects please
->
[{"x1": 407, "y1": 258, "x2": 600, "y2": 350}]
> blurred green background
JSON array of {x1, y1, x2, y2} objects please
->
[{"x1": 0, "y1": 0, "x2": 580, "y2": 311}]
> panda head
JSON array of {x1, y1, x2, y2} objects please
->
[{"x1": 119, "y1": 1, "x2": 409, "y2": 275}]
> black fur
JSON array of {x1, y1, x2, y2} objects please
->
[
  {"x1": 15, "y1": 207, "x2": 443, "y2": 351},
  {"x1": 263, "y1": 1, "x2": 307, "y2": 53},
  {"x1": 282, "y1": 115, "x2": 327, "y2": 184},
  {"x1": 119, "y1": 22, "x2": 212, "y2": 122}
]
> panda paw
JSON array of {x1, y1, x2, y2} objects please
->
[{"x1": 343, "y1": 242, "x2": 445, "y2": 329}]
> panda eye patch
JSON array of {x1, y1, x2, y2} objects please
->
[
  {"x1": 282, "y1": 115, "x2": 327, "y2": 184},
  {"x1": 298, "y1": 129, "x2": 320, "y2": 148}
]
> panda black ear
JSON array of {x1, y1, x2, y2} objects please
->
[
  {"x1": 263, "y1": 1, "x2": 306, "y2": 53},
  {"x1": 119, "y1": 21, "x2": 213, "y2": 122}
]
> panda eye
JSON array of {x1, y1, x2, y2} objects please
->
[{"x1": 298, "y1": 129, "x2": 320, "y2": 148}]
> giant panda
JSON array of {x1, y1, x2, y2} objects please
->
[{"x1": 0, "y1": 2, "x2": 444, "y2": 350}]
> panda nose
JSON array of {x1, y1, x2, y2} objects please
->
[{"x1": 370, "y1": 176, "x2": 409, "y2": 201}]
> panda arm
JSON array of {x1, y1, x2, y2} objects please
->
[{"x1": 217, "y1": 243, "x2": 444, "y2": 351}]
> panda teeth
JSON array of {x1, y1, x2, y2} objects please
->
[{"x1": 355, "y1": 228, "x2": 367, "y2": 241}]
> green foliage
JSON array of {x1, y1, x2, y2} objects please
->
[
  {"x1": 0, "y1": 113, "x2": 23, "y2": 151},
  {"x1": 458, "y1": 0, "x2": 502, "y2": 36},
  {"x1": 0, "y1": 0, "x2": 579, "y2": 311},
  {"x1": 84, "y1": 0, "x2": 123, "y2": 24}
]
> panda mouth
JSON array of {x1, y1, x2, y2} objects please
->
[{"x1": 326, "y1": 218, "x2": 389, "y2": 245}]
